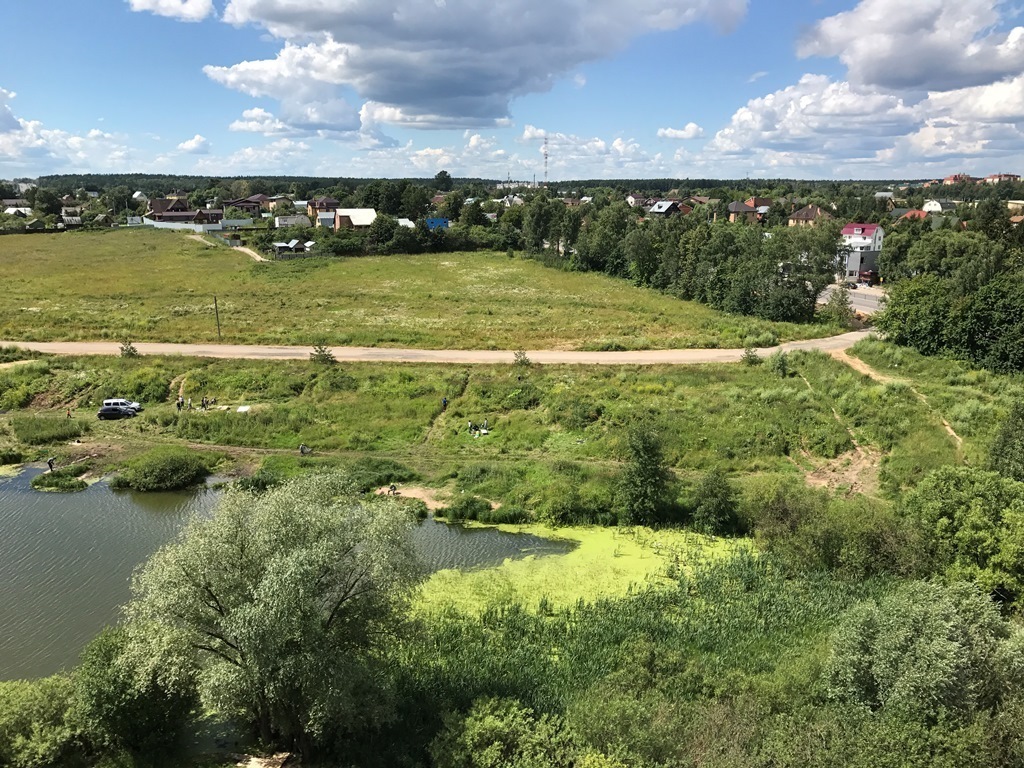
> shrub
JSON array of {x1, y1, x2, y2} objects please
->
[
  {"x1": 111, "y1": 447, "x2": 213, "y2": 491},
  {"x1": 31, "y1": 463, "x2": 89, "y2": 493},
  {"x1": 119, "y1": 338, "x2": 139, "y2": 358},
  {"x1": 513, "y1": 349, "x2": 532, "y2": 367},
  {"x1": 310, "y1": 342, "x2": 337, "y2": 365},
  {"x1": 691, "y1": 469, "x2": 739, "y2": 536},
  {"x1": 11, "y1": 416, "x2": 84, "y2": 445},
  {"x1": 346, "y1": 456, "x2": 418, "y2": 493},
  {"x1": 741, "y1": 347, "x2": 761, "y2": 366},
  {"x1": 0, "y1": 346, "x2": 42, "y2": 364},
  {"x1": 0, "y1": 447, "x2": 22, "y2": 465},
  {"x1": 478, "y1": 505, "x2": 530, "y2": 524},
  {"x1": 767, "y1": 351, "x2": 791, "y2": 378},
  {"x1": 235, "y1": 468, "x2": 282, "y2": 493},
  {"x1": 0, "y1": 675, "x2": 80, "y2": 768},
  {"x1": 443, "y1": 495, "x2": 492, "y2": 522}
]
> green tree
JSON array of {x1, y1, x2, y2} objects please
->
[
  {"x1": 368, "y1": 214, "x2": 399, "y2": 252},
  {"x1": 125, "y1": 474, "x2": 421, "y2": 758},
  {"x1": 826, "y1": 581, "x2": 1015, "y2": 719},
  {"x1": 617, "y1": 421, "x2": 672, "y2": 526},
  {"x1": 401, "y1": 184, "x2": 432, "y2": 220},
  {"x1": 691, "y1": 468, "x2": 739, "y2": 535},
  {"x1": 899, "y1": 465, "x2": 1024, "y2": 602},
  {"x1": 440, "y1": 190, "x2": 466, "y2": 221},
  {"x1": 72, "y1": 627, "x2": 195, "y2": 756},
  {"x1": 435, "y1": 169, "x2": 454, "y2": 192},
  {"x1": 431, "y1": 697, "x2": 578, "y2": 768},
  {"x1": 990, "y1": 402, "x2": 1024, "y2": 482}
]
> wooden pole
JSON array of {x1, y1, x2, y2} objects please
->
[{"x1": 214, "y1": 295, "x2": 222, "y2": 341}]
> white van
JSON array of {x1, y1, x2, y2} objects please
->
[{"x1": 103, "y1": 398, "x2": 143, "y2": 412}]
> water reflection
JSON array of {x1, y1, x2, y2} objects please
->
[{"x1": 0, "y1": 470, "x2": 571, "y2": 679}]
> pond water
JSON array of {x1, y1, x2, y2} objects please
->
[{"x1": 0, "y1": 469, "x2": 571, "y2": 680}]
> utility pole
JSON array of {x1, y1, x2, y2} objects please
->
[{"x1": 213, "y1": 295, "x2": 222, "y2": 341}]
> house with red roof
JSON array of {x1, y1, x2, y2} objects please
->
[{"x1": 841, "y1": 222, "x2": 884, "y2": 279}]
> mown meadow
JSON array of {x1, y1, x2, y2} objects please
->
[{"x1": 0, "y1": 229, "x2": 837, "y2": 349}]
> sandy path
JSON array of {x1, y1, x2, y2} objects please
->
[
  {"x1": 831, "y1": 348, "x2": 963, "y2": 447},
  {"x1": 0, "y1": 331, "x2": 871, "y2": 366},
  {"x1": 233, "y1": 245, "x2": 268, "y2": 262}
]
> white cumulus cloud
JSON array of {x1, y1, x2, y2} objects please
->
[
  {"x1": 176, "y1": 133, "x2": 210, "y2": 153},
  {"x1": 657, "y1": 123, "x2": 704, "y2": 139},
  {"x1": 127, "y1": 0, "x2": 214, "y2": 22}
]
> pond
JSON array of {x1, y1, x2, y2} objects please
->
[{"x1": 0, "y1": 468, "x2": 572, "y2": 680}]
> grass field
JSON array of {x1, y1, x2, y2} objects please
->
[
  {"x1": 0, "y1": 351, "x2": 961, "y2": 506},
  {"x1": 0, "y1": 229, "x2": 836, "y2": 349}
]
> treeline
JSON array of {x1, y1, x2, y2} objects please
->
[
  {"x1": 877, "y1": 202, "x2": 1024, "y2": 372},
  {"x1": 5, "y1": 452, "x2": 1024, "y2": 767}
]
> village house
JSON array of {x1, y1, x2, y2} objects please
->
[
  {"x1": 647, "y1": 200, "x2": 691, "y2": 218},
  {"x1": 334, "y1": 208, "x2": 377, "y2": 230},
  {"x1": 727, "y1": 201, "x2": 757, "y2": 223},
  {"x1": 923, "y1": 199, "x2": 956, "y2": 214},
  {"x1": 943, "y1": 173, "x2": 976, "y2": 185},
  {"x1": 274, "y1": 214, "x2": 311, "y2": 229},
  {"x1": 788, "y1": 204, "x2": 832, "y2": 227},
  {"x1": 307, "y1": 196, "x2": 340, "y2": 219},
  {"x1": 841, "y1": 223, "x2": 884, "y2": 278},
  {"x1": 146, "y1": 197, "x2": 223, "y2": 224},
  {"x1": 985, "y1": 173, "x2": 1020, "y2": 184},
  {"x1": 224, "y1": 194, "x2": 269, "y2": 217}
]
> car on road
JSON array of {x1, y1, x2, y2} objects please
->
[
  {"x1": 843, "y1": 281, "x2": 858, "y2": 289},
  {"x1": 97, "y1": 405, "x2": 136, "y2": 420},
  {"x1": 102, "y1": 398, "x2": 143, "y2": 412}
]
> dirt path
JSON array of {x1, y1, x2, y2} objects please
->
[
  {"x1": 0, "y1": 331, "x2": 872, "y2": 366},
  {"x1": 830, "y1": 348, "x2": 963, "y2": 447},
  {"x1": 187, "y1": 233, "x2": 267, "y2": 262},
  {"x1": 375, "y1": 485, "x2": 447, "y2": 509},
  {"x1": 233, "y1": 245, "x2": 268, "y2": 262}
]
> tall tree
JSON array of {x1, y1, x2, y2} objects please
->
[
  {"x1": 126, "y1": 474, "x2": 421, "y2": 758},
  {"x1": 990, "y1": 402, "x2": 1024, "y2": 482},
  {"x1": 617, "y1": 420, "x2": 672, "y2": 526}
]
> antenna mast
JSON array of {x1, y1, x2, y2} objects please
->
[{"x1": 543, "y1": 136, "x2": 549, "y2": 187}]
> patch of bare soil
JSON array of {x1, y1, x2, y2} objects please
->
[
  {"x1": 805, "y1": 446, "x2": 882, "y2": 496},
  {"x1": 376, "y1": 484, "x2": 447, "y2": 509},
  {"x1": 232, "y1": 753, "x2": 294, "y2": 768}
]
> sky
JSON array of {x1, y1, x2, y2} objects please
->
[{"x1": 4, "y1": 0, "x2": 1024, "y2": 181}]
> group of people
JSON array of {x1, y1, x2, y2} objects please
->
[
  {"x1": 467, "y1": 417, "x2": 490, "y2": 437},
  {"x1": 175, "y1": 395, "x2": 217, "y2": 413}
]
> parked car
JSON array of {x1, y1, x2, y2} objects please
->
[
  {"x1": 97, "y1": 405, "x2": 136, "y2": 420},
  {"x1": 102, "y1": 398, "x2": 143, "y2": 412}
]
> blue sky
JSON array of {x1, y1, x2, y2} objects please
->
[{"x1": 3, "y1": 0, "x2": 1024, "y2": 180}]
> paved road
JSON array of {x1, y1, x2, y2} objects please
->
[
  {"x1": 820, "y1": 284, "x2": 886, "y2": 315},
  {"x1": 0, "y1": 331, "x2": 872, "y2": 366}
]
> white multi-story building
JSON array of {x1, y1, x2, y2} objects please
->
[{"x1": 841, "y1": 223, "x2": 884, "y2": 278}]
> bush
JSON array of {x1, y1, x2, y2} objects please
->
[
  {"x1": 767, "y1": 351, "x2": 791, "y2": 378},
  {"x1": 478, "y1": 505, "x2": 530, "y2": 524},
  {"x1": 690, "y1": 469, "x2": 739, "y2": 536},
  {"x1": 0, "y1": 447, "x2": 22, "y2": 465},
  {"x1": 741, "y1": 347, "x2": 761, "y2": 366},
  {"x1": 346, "y1": 456, "x2": 419, "y2": 493},
  {"x1": 119, "y1": 338, "x2": 139, "y2": 358},
  {"x1": 235, "y1": 468, "x2": 282, "y2": 493},
  {"x1": 111, "y1": 447, "x2": 213, "y2": 491},
  {"x1": 31, "y1": 464, "x2": 89, "y2": 493},
  {"x1": 0, "y1": 346, "x2": 42, "y2": 364},
  {"x1": 443, "y1": 495, "x2": 493, "y2": 522},
  {"x1": 0, "y1": 675, "x2": 80, "y2": 768},
  {"x1": 310, "y1": 342, "x2": 337, "y2": 365},
  {"x1": 11, "y1": 416, "x2": 84, "y2": 445}
]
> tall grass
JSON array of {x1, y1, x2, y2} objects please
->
[
  {"x1": 11, "y1": 416, "x2": 84, "y2": 445},
  {"x1": 0, "y1": 230, "x2": 835, "y2": 349}
]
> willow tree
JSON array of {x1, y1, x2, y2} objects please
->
[{"x1": 126, "y1": 473, "x2": 421, "y2": 758}]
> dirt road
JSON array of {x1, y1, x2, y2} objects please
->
[{"x1": 0, "y1": 331, "x2": 872, "y2": 365}]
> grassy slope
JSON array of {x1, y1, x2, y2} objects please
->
[
  {"x1": 849, "y1": 338, "x2": 1024, "y2": 466},
  {"x1": 1, "y1": 351, "x2": 957, "y2": 494},
  {"x1": 0, "y1": 229, "x2": 832, "y2": 349}
]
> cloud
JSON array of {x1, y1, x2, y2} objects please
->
[
  {"x1": 0, "y1": 88, "x2": 19, "y2": 132},
  {"x1": 176, "y1": 133, "x2": 210, "y2": 153},
  {"x1": 127, "y1": 0, "x2": 214, "y2": 21},
  {"x1": 0, "y1": 87, "x2": 139, "y2": 174},
  {"x1": 747, "y1": 70, "x2": 767, "y2": 83},
  {"x1": 193, "y1": 138, "x2": 311, "y2": 173},
  {"x1": 209, "y1": 0, "x2": 748, "y2": 129},
  {"x1": 799, "y1": 0, "x2": 1024, "y2": 92},
  {"x1": 706, "y1": 75, "x2": 914, "y2": 157},
  {"x1": 657, "y1": 123, "x2": 704, "y2": 139},
  {"x1": 228, "y1": 107, "x2": 291, "y2": 134}
]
